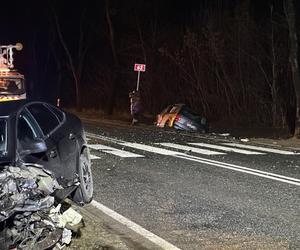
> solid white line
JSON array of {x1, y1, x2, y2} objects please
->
[
  {"x1": 183, "y1": 154, "x2": 300, "y2": 182},
  {"x1": 189, "y1": 142, "x2": 265, "y2": 155},
  {"x1": 90, "y1": 154, "x2": 101, "y2": 160},
  {"x1": 88, "y1": 144, "x2": 144, "y2": 158},
  {"x1": 157, "y1": 143, "x2": 225, "y2": 155},
  {"x1": 177, "y1": 155, "x2": 300, "y2": 186},
  {"x1": 91, "y1": 200, "x2": 181, "y2": 250},
  {"x1": 223, "y1": 143, "x2": 300, "y2": 155}
]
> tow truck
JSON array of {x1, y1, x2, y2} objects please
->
[{"x1": 0, "y1": 43, "x2": 26, "y2": 102}]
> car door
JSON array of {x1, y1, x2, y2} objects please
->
[
  {"x1": 25, "y1": 103, "x2": 65, "y2": 181},
  {"x1": 17, "y1": 108, "x2": 61, "y2": 172},
  {"x1": 45, "y1": 104, "x2": 78, "y2": 183}
]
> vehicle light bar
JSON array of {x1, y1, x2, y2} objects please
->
[
  {"x1": 0, "y1": 96, "x2": 23, "y2": 102},
  {"x1": 0, "y1": 68, "x2": 10, "y2": 72}
]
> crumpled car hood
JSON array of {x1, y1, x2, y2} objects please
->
[
  {"x1": 0, "y1": 164, "x2": 62, "y2": 222},
  {"x1": 0, "y1": 164, "x2": 81, "y2": 249}
]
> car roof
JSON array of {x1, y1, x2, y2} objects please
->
[{"x1": 0, "y1": 99, "x2": 29, "y2": 117}]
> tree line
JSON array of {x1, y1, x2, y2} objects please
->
[{"x1": 33, "y1": 0, "x2": 300, "y2": 136}]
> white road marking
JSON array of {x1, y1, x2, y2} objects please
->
[
  {"x1": 86, "y1": 134, "x2": 300, "y2": 186},
  {"x1": 91, "y1": 200, "x2": 181, "y2": 250},
  {"x1": 189, "y1": 142, "x2": 265, "y2": 155},
  {"x1": 120, "y1": 142, "x2": 300, "y2": 186},
  {"x1": 223, "y1": 143, "x2": 300, "y2": 155},
  {"x1": 86, "y1": 133, "x2": 123, "y2": 144},
  {"x1": 157, "y1": 143, "x2": 225, "y2": 155},
  {"x1": 177, "y1": 154, "x2": 300, "y2": 186},
  {"x1": 88, "y1": 144, "x2": 144, "y2": 158},
  {"x1": 90, "y1": 154, "x2": 101, "y2": 160},
  {"x1": 119, "y1": 142, "x2": 187, "y2": 156}
]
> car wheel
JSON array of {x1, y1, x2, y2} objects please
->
[{"x1": 73, "y1": 147, "x2": 93, "y2": 204}]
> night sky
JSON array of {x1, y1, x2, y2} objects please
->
[{"x1": 1, "y1": 0, "x2": 270, "y2": 69}]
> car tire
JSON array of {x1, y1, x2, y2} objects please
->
[{"x1": 73, "y1": 147, "x2": 93, "y2": 204}]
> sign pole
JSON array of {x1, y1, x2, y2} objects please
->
[
  {"x1": 136, "y1": 71, "x2": 141, "y2": 91},
  {"x1": 133, "y1": 63, "x2": 145, "y2": 91}
]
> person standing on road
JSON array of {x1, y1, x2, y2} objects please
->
[{"x1": 129, "y1": 90, "x2": 142, "y2": 125}]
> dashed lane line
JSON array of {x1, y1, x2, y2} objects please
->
[
  {"x1": 88, "y1": 144, "x2": 144, "y2": 158},
  {"x1": 90, "y1": 154, "x2": 101, "y2": 160},
  {"x1": 157, "y1": 142, "x2": 226, "y2": 155},
  {"x1": 120, "y1": 142, "x2": 188, "y2": 156},
  {"x1": 223, "y1": 143, "x2": 300, "y2": 155},
  {"x1": 119, "y1": 142, "x2": 300, "y2": 186},
  {"x1": 188, "y1": 142, "x2": 265, "y2": 155}
]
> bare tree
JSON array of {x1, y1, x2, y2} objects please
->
[
  {"x1": 50, "y1": 4, "x2": 90, "y2": 110},
  {"x1": 52, "y1": 10, "x2": 80, "y2": 109},
  {"x1": 105, "y1": 0, "x2": 120, "y2": 115},
  {"x1": 285, "y1": 0, "x2": 300, "y2": 137}
]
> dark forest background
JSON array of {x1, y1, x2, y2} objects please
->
[{"x1": 1, "y1": 0, "x2": 300, "y2": 134}]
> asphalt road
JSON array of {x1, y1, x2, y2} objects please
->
[{"x1": 83, "y1": 120, "x2": 300, "y2": 250}]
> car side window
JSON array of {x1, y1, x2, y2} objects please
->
[
  {"x1": 0, "y1": 119, "x2": 7, "y2": 153},
  {"x1": 46, "y1": 104, "x2": 65, "y2": 123},
  {"x1": 18, "y1": 111, "x2": 38, "y2": 143},
  {"x1": 27, "y1": 104, "x2": 60, "y2": 136}
]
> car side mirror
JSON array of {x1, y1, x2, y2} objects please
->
[{"x1": 19, "y1": 138, "x2": 47, "y2": 156}]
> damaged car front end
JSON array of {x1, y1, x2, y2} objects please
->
[
  {"x1": 0, "y1": 164, "x2": 64, "y2": 249},
  {"x1": 0, "y1": 100, "x2": 93, "y2": 249}
]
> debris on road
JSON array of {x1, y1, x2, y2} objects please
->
[
  {"x1": 49, "y1": 204, "x2": 83, "y2": 228},
  {"x1": 240, "y1": 138, "x2": 249, "y2": 142},
  {"x1": 218, "y1": 133, "x2": 230, "y2": 137},
  {"x1": 0, "y1": 164, "x2": 83, "y2": 250}
]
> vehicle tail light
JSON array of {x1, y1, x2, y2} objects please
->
[{"x1": 175, "y1": 115, "x2": 181, "y2": 122}]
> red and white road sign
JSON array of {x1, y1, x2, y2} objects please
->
[{"x1": 134, "y1": 63, "x2": 146, "y2": 72}]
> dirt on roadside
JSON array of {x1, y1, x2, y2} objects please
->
[{"x1": 64, "y1": 203, "x2": 150, "y2": 250}]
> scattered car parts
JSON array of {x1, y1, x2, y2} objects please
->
[{"x1": 0, "y1": 164, "x2": 83, "y2": 250}]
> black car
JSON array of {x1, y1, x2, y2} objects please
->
[{"x1": 0, "y1": 100, "x2": 93, "y2": 204}]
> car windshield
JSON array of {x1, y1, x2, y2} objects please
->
[
  {"x1": 0, "y1": 118, "x2": 7, "y2": 156},
  {"x1": 0, "y1": 78, "x2": 25, "y2": 95}
]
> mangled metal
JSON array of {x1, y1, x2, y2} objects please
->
[
  {"x1": 0, "y1": 164, "x2": 61, "y2": 222},
  {"x1": 0, "y1": 164, "x2": 82, "y2": 249}
]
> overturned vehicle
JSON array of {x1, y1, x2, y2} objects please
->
[
  {"x1": 0, "y1": 100, "x2": 93, "y2": 249},
  {"x1": 156, "y1": 104, "x2": 209, "y2": 133}
]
